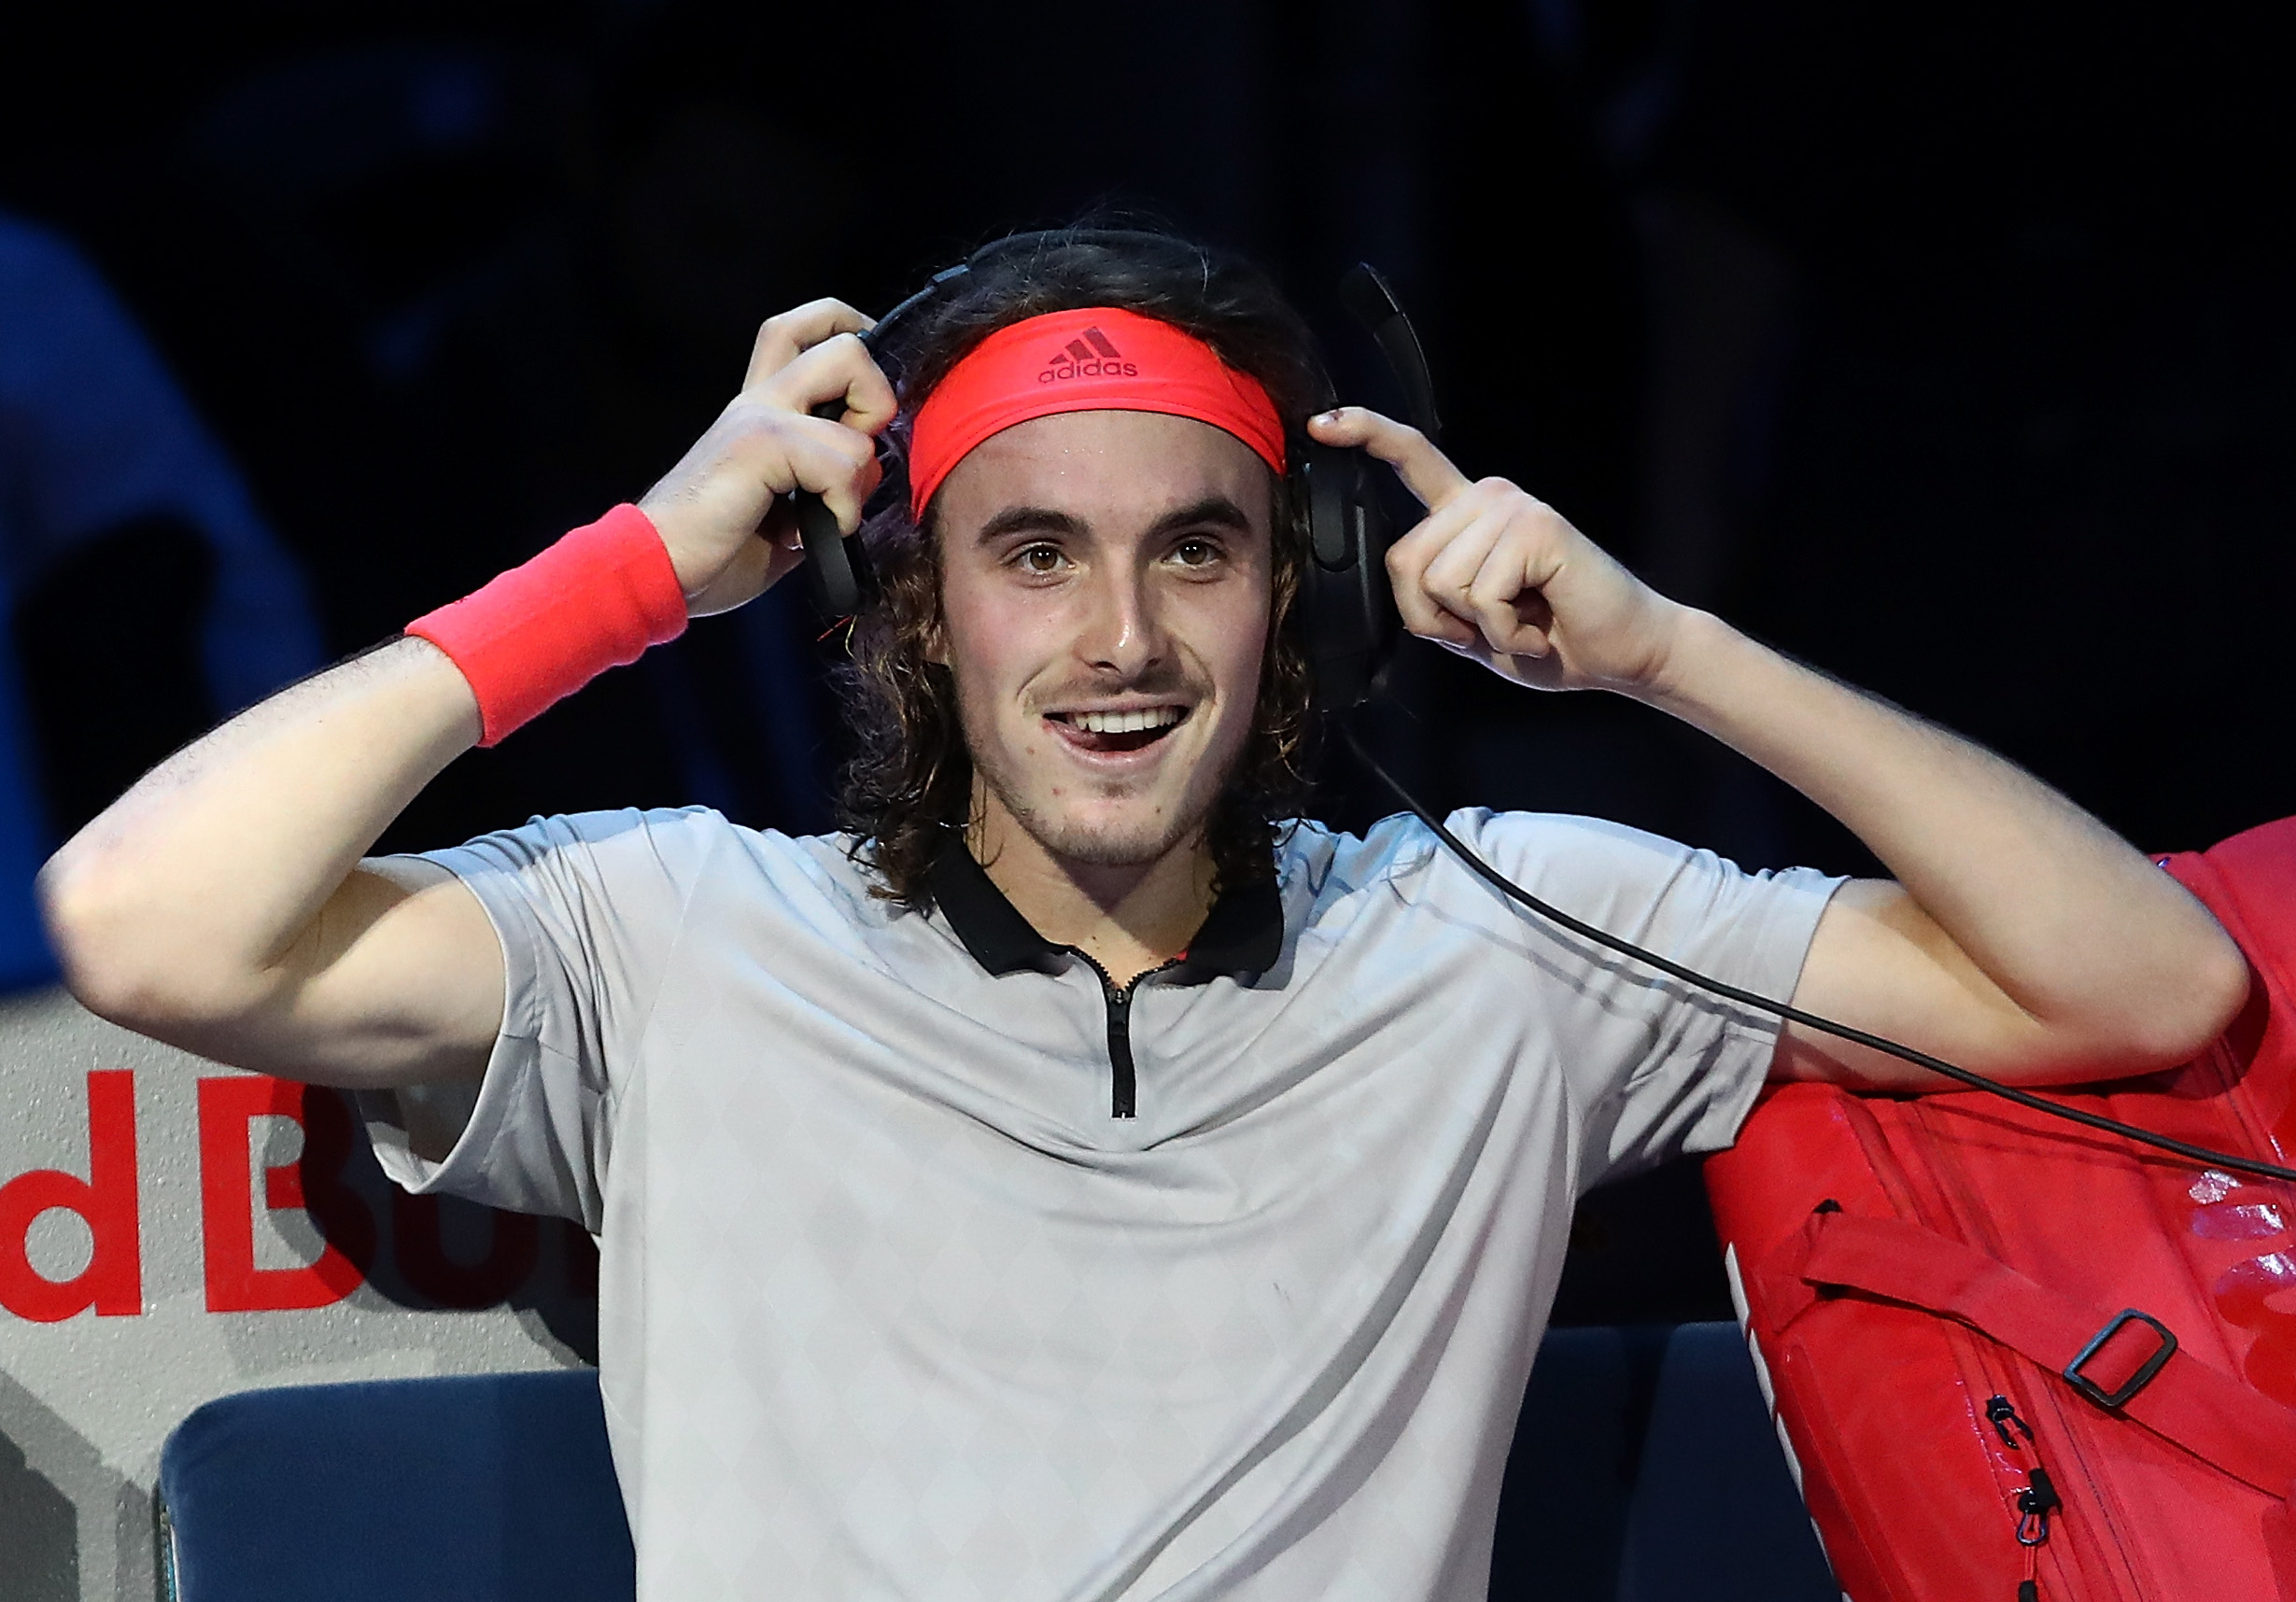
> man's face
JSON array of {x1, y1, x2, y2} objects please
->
[{"x1": 933, "y1": 409, "x2": 1275, "y2": 876}]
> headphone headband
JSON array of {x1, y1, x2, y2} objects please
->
[{"x1": 801, "y1": 243, "x2": 1426, "y2": 717}]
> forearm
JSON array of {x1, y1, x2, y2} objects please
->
[
  {"x1": 39, "y1": 638, "x2": 481, "y2": 1039},
  {"x1": 1319, "y1": 408, "x2": 2246, "y2": 1081},
  {"x1": 1638, "y1": 611, "x2": 2247, "y2": 1075},
  {"x1": 32, "y1": 310, "x2": 890, "y2": 1079}
]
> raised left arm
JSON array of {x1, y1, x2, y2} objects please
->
[
  {"x1": 1311, "y1": 407, "x2": 2249, "y2": 1089},
  {"x1": 1640, "y1": 615, "x2": 2247, "y2": 1087}
]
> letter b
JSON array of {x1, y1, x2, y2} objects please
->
[{"x1": 199, "y1": 1075, "x2": 372, "y2": 1312}]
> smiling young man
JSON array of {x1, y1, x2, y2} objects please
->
[
  {"x1": 931, "y1": 403, "x2": 1275, "y2": 977},
  {"x1": 38, "y1": 230, "x2": 2247, "y2": 1601}
]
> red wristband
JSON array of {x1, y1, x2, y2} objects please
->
[{"x1": 406, "y1": 503, "x2": 688, "y2": 747}]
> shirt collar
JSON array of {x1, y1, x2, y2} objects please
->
[{"x1": 926, "y1": 842, "x2": 1283, "y2": 984}]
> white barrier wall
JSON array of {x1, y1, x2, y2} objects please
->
[{"x1": 0, "y1": 985, "x2": 598, "y2": 1602}]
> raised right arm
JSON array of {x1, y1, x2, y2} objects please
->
[
  {"x1": 39, "y1": 639, "x2": 502, "y2": 1087},
  {"x1": 37, "y1": 301, "x2": 894, "y2": 1089}
]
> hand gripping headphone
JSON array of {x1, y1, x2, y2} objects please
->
[
  {"x1": 789, "y1": 233, "x2": 2293, "y2": 1185},
  {"x1": 787, "y1": 235, "x2": 1438, "y2": 713}
]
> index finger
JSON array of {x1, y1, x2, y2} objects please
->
[
  {"x1": 762, "y1": 331, "x2": 899, "y2": 439},
  {"x1": 742, "y1": 299, "x2": 875, "y2": 392},
  {"x1": 1308, "y1": 406, "x2": 1472, "y2": 510}
]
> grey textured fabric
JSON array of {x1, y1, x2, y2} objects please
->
[{"x1": 361, "y1": 807, "x2": 1838, "y2": 1602}]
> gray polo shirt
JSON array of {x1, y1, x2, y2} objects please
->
[{"x1": 365, "y1": 806, "x2": 1838, "y2": 1602}]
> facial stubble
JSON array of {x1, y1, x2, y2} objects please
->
[{"x1": 959, "y1": 684, "x2": 1251, "y2": 872}]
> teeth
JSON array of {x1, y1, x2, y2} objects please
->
[{"x1": 1069, "y1": 708, "x2": 1183, "y2": 735}]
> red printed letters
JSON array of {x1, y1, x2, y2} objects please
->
[
  {"x1": 197, "y1": 1075, "x2": 369, "y2": 1312},
  {"x1": 0, "y1": 1070, "x2": 142, "y2": 1321},
  {"x1": 5, "y1": 1069, "x2": 571, "y2": 1322}
]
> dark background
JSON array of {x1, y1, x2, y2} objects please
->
[{"x1": 4, "y1": 0, "x2": 2290, "y2": 1325}]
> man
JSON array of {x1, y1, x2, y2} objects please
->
[{"x1": 38, "y1": 230, "x2": 2246, "y2": 1600}]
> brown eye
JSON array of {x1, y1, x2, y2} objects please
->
[
  {"x1": 1018, "y1": 545, "x2": 1064, "y2": 574},
  {"x1": 1174, "y1": 539, "x2": 1218, "y2": 568}
]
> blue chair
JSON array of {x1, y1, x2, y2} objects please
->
[
  {"x1": 1491, "y1": 1321, "x2": 1837, "y2": 1601},
  {"x1": 157, "y1": 1324, "x2": 1831, "y2": 1601},
  {"x1": 157, "y1": 1369, "x2": 633, "y2": 1602}
]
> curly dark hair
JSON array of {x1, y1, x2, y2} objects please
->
[{"x1": 832, "y1": 226, "x2": 1336, "y2": 907}]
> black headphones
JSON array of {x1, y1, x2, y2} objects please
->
[
  {"x1": 788, "y1": 235, "x2": 1441, "y2": 713},
  {"x1": 795, "y1": 239, "x2": 2296, "y2": 1190}
]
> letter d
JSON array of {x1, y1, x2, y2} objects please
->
[{"x1": 0, "y1": 1070, "x2": 143, "y2": 1321}]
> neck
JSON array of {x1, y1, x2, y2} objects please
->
[{"x1": 969, "y1": 794, "x2": 1216, "y2": 986}]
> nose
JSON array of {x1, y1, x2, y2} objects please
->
[{"x1": 1077, "y1": 558, "x2": 1169, "y2": 681}]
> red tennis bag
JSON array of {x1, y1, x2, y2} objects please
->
[{"x1": 1706, "y1": 815, "x2": 2296, "y2": 1602}]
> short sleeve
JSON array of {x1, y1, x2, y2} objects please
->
[
  {"x1": 359, "y1": 807, "x2": 722, "y2": 1228},
  {"x1": 1437, "y1": 808, "x2": 1842, "y2": 1188}
]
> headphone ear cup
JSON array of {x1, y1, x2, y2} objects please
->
[
  {"x1": 1292, "y1": 441, "x2": 1401, "y2": 713},
  {"x1": 795, "y1": 492, "x2": 871, "y2": 619},
  {"x1": 797, "y1": 429, "x2": 906, "y2": 619}
]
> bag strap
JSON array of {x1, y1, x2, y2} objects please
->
[{"x1": 1767, "y1": 1207, "x2": 2296, "y2": 1499}]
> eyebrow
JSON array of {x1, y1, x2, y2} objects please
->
[
  {"x1": 973, "y1": 505, "x2": 1086, "y2": 543},
  {"x1": 971, "y1": 496, "x2": 1255, "y2": 545},
  {"x1": 1147, "y1": 497, "x2": 1254, "y2": 539}
]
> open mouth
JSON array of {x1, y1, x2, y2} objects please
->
[{"x1": 1048, "y1": 706, "x2": 1191, "y2": 754}]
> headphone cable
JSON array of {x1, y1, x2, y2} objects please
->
[{"x1": 1337, "y1": 721, "x2": 2296, "y2": 1187}]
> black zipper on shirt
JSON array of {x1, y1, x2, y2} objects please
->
[{"x1": 1071, "y1": 951, "x2": 1179, "y2": 1118}]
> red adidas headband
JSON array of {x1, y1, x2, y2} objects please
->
[{"x1": 906, "y1": 306, "x2": 1289, "y2": 517}]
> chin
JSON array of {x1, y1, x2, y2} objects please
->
[
  {"x1": 965, "y1": 712, "x2": 1248, "y2": 876},
  {"x1": 1011, "y1": 803, "x2": 1200, "y2": 871}
]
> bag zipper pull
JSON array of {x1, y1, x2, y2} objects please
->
[
  {"x1": 1986, "y1": 1395, "x2": 2035, "y2": 1450},
  {"x1": 2015, "y1": 1466, "x2": 2062, "y2": 1547}
]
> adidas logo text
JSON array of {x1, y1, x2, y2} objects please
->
[{"x1": 1040, "y1": 327, "x2": 1139, "y2": 384}]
